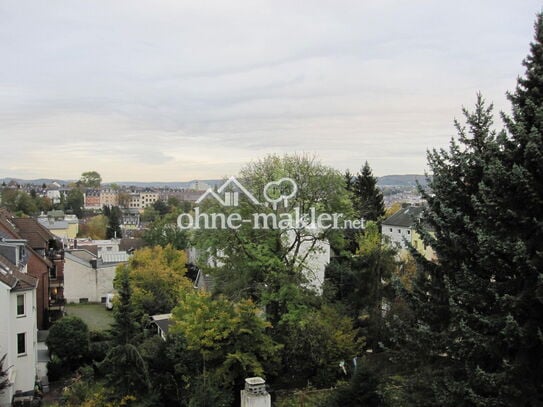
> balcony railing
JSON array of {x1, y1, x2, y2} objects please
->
[
  {"x1": 49, "y1": 276, "x2": 64, "y2": 288},
  {"x1": 49, "y1": 297, "x2": 66, "y2": 309}
]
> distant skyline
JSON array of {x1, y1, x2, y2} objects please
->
[{"x1": 1, "y1": 1, "x2": 541, "y2": 182}]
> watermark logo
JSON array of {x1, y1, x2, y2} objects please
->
[
  {"x1": 263, "y1": 177, "x2": 297, "y2": 209},
  {"x1": 178, "y1": 176, "x2": 364, "y2": 230}
]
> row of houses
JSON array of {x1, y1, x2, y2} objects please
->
[
  {"x1": 83, "y1": 188, "x2": 203, "y2": 211},
  {"x1": 0, "y1": 210, "x2": 66, "y2": 406},
  {"x1": 0, "y1": 207, "x2": 135, "y2": 406}
]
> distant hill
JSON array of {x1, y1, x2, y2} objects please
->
[
  {"x1": 0, "y1": 178, "x2": 75, "y2": 186},
  {"x1": 377, "y1": 174, "x2": 429, "y2": 187},
  {"x1": 1, "y1": 175, "x2": 429, "y2": 188},
  {"x1": 0, "y1": 177, "x2": 224, "y2": 189}
]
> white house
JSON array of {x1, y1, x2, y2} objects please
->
[
  {"x1": 0, "y1": 252, "x2": 38, "y2": 407},
  {"x1": 381, "y1": 206, "x2": 424, "y2": 250},
  {"x1": 63, "y1": 249, "x2": 129, "y2": 304}
]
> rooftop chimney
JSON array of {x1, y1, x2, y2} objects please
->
[{"x1": 241, "y1": 377, "x2": 270, "y2": 407}]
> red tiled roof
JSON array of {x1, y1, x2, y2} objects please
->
[{"x1": 12, "y1": 218, "x2": 57, "y2": 249}]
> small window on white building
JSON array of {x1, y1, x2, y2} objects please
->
[
  {"x1": 17, "y1": 332, "x2": 26, "y2": 355},
  {"x1": 407, "y1": 230, "x2": 411, "y2": 235},
  {"x1": 398, "y1": 229, "x2": 401, "y2": 233},
  {"x1": 16, "y1": 294, "x2": 25, "y2": 317},
  {"x1": 389, "y1": 228, "x2": 392, "y2": 232}
]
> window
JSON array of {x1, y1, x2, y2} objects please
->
[
  {"x1": 389, "y1": 228, "x2": 392, "y2": 232},
  {"x1": 407, "y1": 230, "x2": 411, "y2": 235},
  {"x1": 17, "y1": 332, "x2": 26, "y2": 355},
  {"x1": 398, "y1": 229, "x2": 401, "y2": 233},
  {"x1": 50, "y1": 266, "x2": 57, "y2": 280},
  {"x1": 16, "y1": 294, "x2": 25, "y2": 316}
]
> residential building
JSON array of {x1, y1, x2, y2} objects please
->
[
  {"x1": 11, "y1": 217, "x2": 66, "y2": 324},
  {"x1": 37, "y1": 212, "x2": 79, "y2": 240},
  {"x1": 75, "y1": 238, "x2": 120, "y2": 256},
  {"x1": 0, "y1": 251, "x2": 38, "y2": 407},
  {"x1": 127, "y1": 190, "x2": 159, "y2": 211},
  {"x1": 381, "y1": 205, "x2": 436, "y2": 260},
  {"x1": 150, "y1": 314, "x2": 173, "y2": 341},
  {"x1": 63, "y1": 249, "x2": 129, "y2": 303},
  {"x1": 158, "y1": 189, "x2": 201, "y2": 203},
  {"x1": 100, "y1": 189, "x2": 118, "y2": 208},
  {"x1": 83, "y1": 189, "x2": 101, "y2": 210},
  {"x1": 0, "y1": 211, "x2": 64, "y2": 329}
]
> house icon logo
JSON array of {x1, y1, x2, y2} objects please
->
[{"x1": 196, "y1": 176, "x2": 260, "y2": 207}]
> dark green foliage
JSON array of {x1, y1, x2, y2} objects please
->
[
  {"x1": 324, "y1": 362, "x2": 382, "y2": 407},
  {"x1": 272, "y1": 304, "x2": 362, "y2": 389},
  {"x1": 101, "y1": 265, "x2": 151, "y2": 398},
  {"x1": 106, "y1": 205, "x2": 122, "y2": 239},
  {"x1": 325, "y1": 222, "x2": 397, "y2": 351},
  {"x1": 46, "y1": 355, "x2": 69, "y2": 381},
  {"x1": 152, "y1": 199, "x2": 169, "y2": 216},
  {"x1": 46, "y1": 316, "x2": 89, "y2": 369},
  {"x1": 187, "y1": 377, "x2": 233, "y2": 407},
  {"x1": 392, "y1": 16, "x2": 543, "y2": 403},
  {"x1": 79, "y1": 171, "x2": 102, "y2": 188},
  {"x1": 351, "y1": 162, "x2": 385, "y2": 222},
  {"x1": 64, "y1": 188, "x2": 84, "y2": 218},
  {"x1": 0, "y1": 354, "x2": 9, "y2": 393},
  {"x1": 0, "y1": 189, "x2": 38, "y2": 215},
  {"x1": 143, "y1": 218, "x2": 188, "y2": 250}
]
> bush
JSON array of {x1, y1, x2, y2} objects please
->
[
  {"x1": 47, "y1": 355, "x2": 69, "y2": 381},
  {"x1": 89, "y1": 330, "x2": 112, "y2": 342},
  {"x1": 46, "y1": 316, "x2": 90, "y2": 368}
]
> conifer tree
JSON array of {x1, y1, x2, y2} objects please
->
[
  {"x1": 352, "y1": 162, "x2": 385, "y2": 222},
  {"x1": 394, "y1": 14, "x2": 543, "y2": 406},
  {"x1": 101, "y1": 265, "x2": 151, "y2": 398}
]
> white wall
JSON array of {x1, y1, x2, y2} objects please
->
[
  {"x1": 64, "y1": 257, "x2": 117, "y2": 303},
  {"x1": 0, "y1": 285, "x2": 37, "y2": 407},
  {"x1": 286, "y1": 229, "x2": 330, "y2": 294},
  {"x1": 0, "y1": 284, "x2": 13, "y2": 407},
  {"x1": 10, "y1": 290, "x2": 37, "y2": 397},
  {"x1": 382, "y1": 225, "x2": 412, "y2": 250}
]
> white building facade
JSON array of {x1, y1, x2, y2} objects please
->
[
  {"x1": 63, "y1": 249, "x2": 128, "y2": 303},
  {"x1": 0, "y1": 256, "x2": 38, "y2": 407}
]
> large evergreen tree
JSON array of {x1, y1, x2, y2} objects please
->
[
  {"x1": 352, "y1": 162, "x2": 385, "y2": 222},
  {"x1": 101, "y1": 265, "x2": 151, "y2": 398},
  {"x1": 393, "y1": 14, "x2": 543, "y2": 406}
]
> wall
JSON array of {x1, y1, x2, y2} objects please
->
[
  {"x1": 0, "y1": 284, "x2": 13, "y2": 407},
  {"x1": 10, "y1": 289, "x2": 37, "y2": 397},
  {"x1": 382, "y1": 225, "x2": 412, "y2": 250},
  {"x1": 63, "y1": 257, "x2": 118, "y2": 303},
  {"x1": 0, "y1": 285, "x2": 37, "y2": 407}
]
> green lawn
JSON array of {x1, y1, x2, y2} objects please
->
[{"x1": 64, "y1": 303, "x2": 114, "y2": 331}]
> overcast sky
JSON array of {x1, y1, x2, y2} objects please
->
[{"x1": 1, "y1": 1, "x2": 541, "y2": 182}]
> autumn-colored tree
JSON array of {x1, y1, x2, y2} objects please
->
[
  {"x1": 171, "y1": 291, "x2": 281, "y2": 391},
  {"x1": 124, "y1": 245, "x2": 191, "y2": 317},
  {"x1": 384, "y1": 202, "x2": 402, "y2": 218},
  {"x1": 78, "y1": 215, "x2": 108, "y2": 239}
]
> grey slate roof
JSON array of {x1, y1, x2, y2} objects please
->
[{"x1": 382, "y1": 206, "x2": 424, "y2": 228}]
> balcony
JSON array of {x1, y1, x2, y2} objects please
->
[{"x1": 49, "y1": 297, "x2": 66, "y2": 310}]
